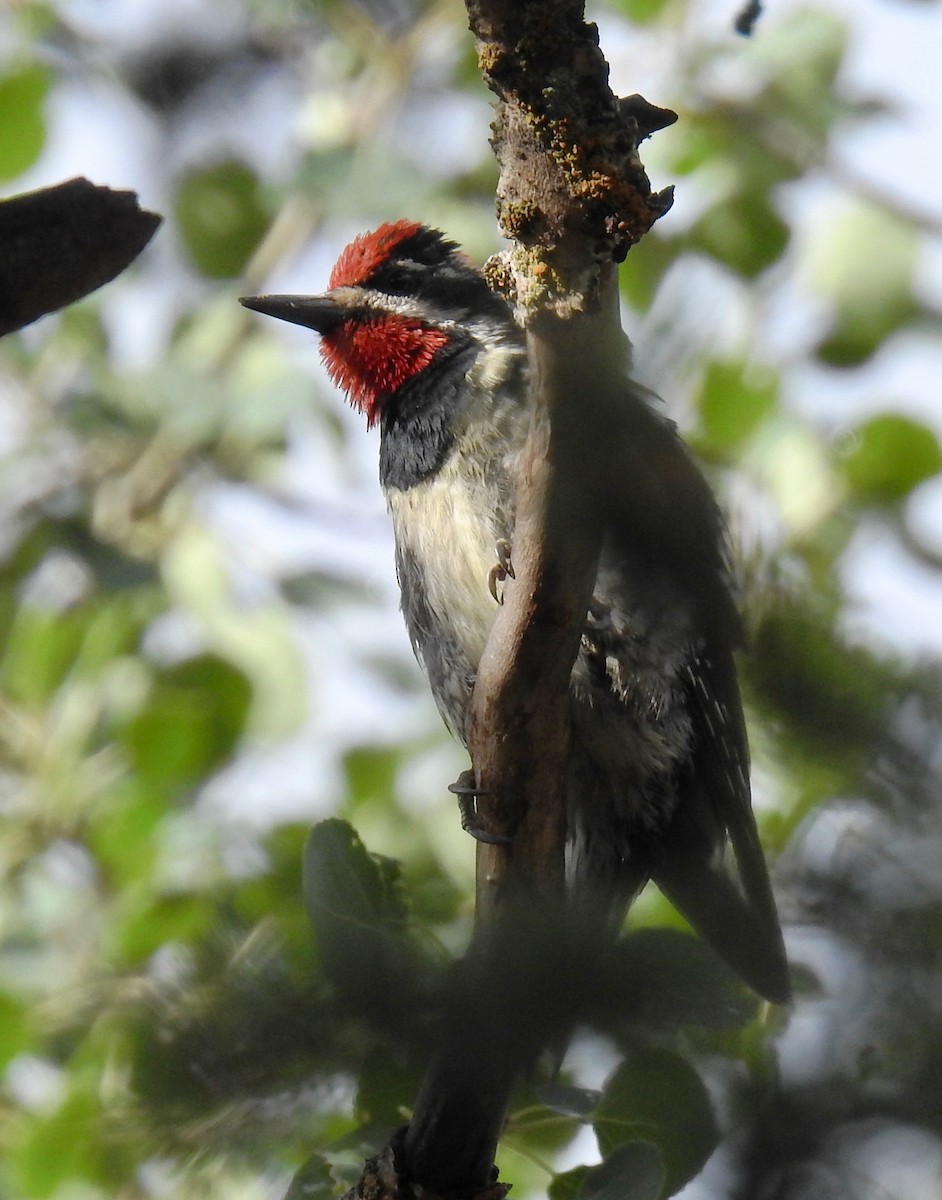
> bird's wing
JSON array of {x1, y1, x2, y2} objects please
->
[{"x1": 650, "y1": 645, "x2": 790, "y2": 1003}]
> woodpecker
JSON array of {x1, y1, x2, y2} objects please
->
[{"x1": 241, "y1": 221, "x2": 790, "y2": 1003}]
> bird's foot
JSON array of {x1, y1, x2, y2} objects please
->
[
  {"x1": 586, "y1": 598, "x2": 612, "y2": 632},
  {"x1": 448, "y1": 769, "x2": 512, "y2": 845},
  {"x1": 487, "y1": 539, "x2": 515, "y2": 604}
]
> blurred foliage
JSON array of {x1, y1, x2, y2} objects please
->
[
  {"x1": 0, "y1": 62, "x2": 49, "y2": 181},
  {"x1": 175, "y1": 161, "x2": 272, "y2": 279},
  {"x1": 0, "y1": 0, "x2": 941, "y2": 1198}
]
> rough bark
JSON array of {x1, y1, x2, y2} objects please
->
[
  {"x1": 345, "y1": 4, "x2": 674, "y2": 1197},
  {"x1": 462, "y1": 0, "x2": 674, "y2": 910},
  {"x1": 398, "y1": 4, "x2": 674, "y2": 1199}
]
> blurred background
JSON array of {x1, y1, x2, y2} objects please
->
[{"x1": 1, "y1": 0, "x2": 942, "y2": 1197}]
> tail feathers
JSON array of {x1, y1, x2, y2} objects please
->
[
  {"x1": 650, "y1": 854, "x2": 790, "y2": 1004},
  {"x1": 567, "y1": 768, "x2": 790, "y2": 1004}
]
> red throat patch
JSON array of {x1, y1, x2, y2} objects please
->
[
  {"x1": 328, "y1": 220, "x2": 423, "y2": 289},
  {"x1": 320, "y1": 315, "x2": 450, "y2": 426}
]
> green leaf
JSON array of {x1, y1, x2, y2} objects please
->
[
  {"x1": 344, "y1": 745, "x2": 401, "y2": 808},
  {"x1": 0, "y1": 994, "x2": 29, "y2": 1069},
  {"x1": 86, "y1": 785, "x2": 165, "y2": 888},
  {"x1": 749, "y1": 601, "x2": 897, "y2": 769},
  {"x1": 550, "y1": 1165, "x2": 590, "y2": 1200},
  {"x1": 672, "y1": 116, "x2": 801, "y2": 191},
  {"x1": 232, "y1": 825, "x2": 314, "y2": 958},
  {"x1": 71, "y1": 591, "x2": 155, "y2": 675},
  {"x1": 122, "y1": 654, "x2": 251, "y2": 792},
  {"x1": 812, "y1": 204, "x2": 918, "y2": 366},
  {"x1": 839, "y1": 414, "x2": 942, "y2": 504},
  {"x1": 621, "y1": 234, "x2": 680, "y2": 312},
  {"x1": 757, "y1": 8, "x2": 848, "y2": 111},
  {"x1": 0, "y1": 605, "x2": 85, "y2": 705},
  {"x1": 174, "y1": 160, "x2": 269, "y2": 278},
  {"x1": 697, "y1": 359, "x2": 779, "y2": 453},
  {"x1": 303, "y1": 819, "x2": 415, "y2": 1008},
  {"x1": 305, "y1": 819, "x2": 407, "y2": 928},
  {"x1": 616, "y1": 0, "x2": 674, "y2": 25},
  {"x1": 355, "y1": 1047, "x2": 421, "y2": 1127},
  {"x1": 593, "y1": 1049, "x2": 718, "y2": 1196},
  {"x1": 6, "y1": 1077, "x2": 135, "y2": 1196},
  {"x1": 0, "y1": 590, "x2": 154, "y2": 706},
  {"x1": 112, "y1": 892, "x2": 215, "y2": 962},
  {"x1": 584, "y1": 1144, "x2": 664, "y2": 1200},
  {"x1": 817, "y1": 302, "x2": 919, "y2": 367},
  {"x1": 550, "y1": 1144, "x2": 664, "y2": 1200},
  {"x1": 690, "y1": 190, "x2": 789, "y2": 278},
  {"x1": 284, "y1": 1153, "x2": 337, "y2": 1200},
  {"x1": 505, "y1": 1094, "x2": 583, "y2": 1156},
  {"x1": 0, "y1": 65, "x2": 49, "y2": 181}
]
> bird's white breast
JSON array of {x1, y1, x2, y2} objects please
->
[{"x1": 387, "y1": 442, "x2": 512, "y2": 668}]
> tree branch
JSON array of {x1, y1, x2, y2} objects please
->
[
  {"x1": 0, "y1": 178, "x2": 160, "y2": 336},
  {"x1": 397, "y1": 4, "x2": 675, "y2": 1198},
  {"x1": 462, "y1": 0, "x2": 671, "y2": 930},
  {"x1": 336, "y1": 6, "x2": 674, "y2": 1198}
]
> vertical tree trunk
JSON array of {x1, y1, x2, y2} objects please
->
[{"x1": 349, "y1": 5, "x2": 674, "y2": 1196}]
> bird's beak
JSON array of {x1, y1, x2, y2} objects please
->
[{"x1": 239, "y1": 293, "x2": 346, "y2": 335}]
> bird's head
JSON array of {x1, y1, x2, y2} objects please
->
[{"x1": 241, "y1": 221, "x2": 516, "y2": 428}]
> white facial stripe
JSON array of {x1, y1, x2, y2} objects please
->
[{"x1": 328, "y1": 288, "x2": 524, "y2": 352}]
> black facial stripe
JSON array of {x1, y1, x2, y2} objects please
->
[
  {"x1": 373, "y1": 261, "x2": 513, "y2": 325},
  {"x1": 379, "y1": 338, "x2": 478, "y2": 492},
  {"x1": 364, "y1": 230, "x2": 514, "y2": 325}
]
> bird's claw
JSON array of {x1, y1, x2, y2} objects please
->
[
  {"x1": 487, "y1": 539, "x2": 515, "y2": 604},
  {"x1": 448, "y1": 769, "x2": 512, "y2": 845}
]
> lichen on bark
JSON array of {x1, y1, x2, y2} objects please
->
[{"x1": 466, "y1": 0, "x2": 675, "y2": 317}]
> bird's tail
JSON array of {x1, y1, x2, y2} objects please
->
[
  {"x1": 568, "y1": 772, "x2": 790, "y2": 1004},
  {"x1": 648, "y1": 782, "x2": 790, "y2": 1004}
]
